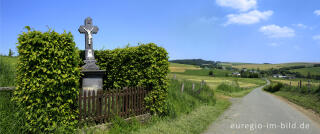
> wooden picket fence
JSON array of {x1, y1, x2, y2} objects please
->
[{"x1": 78, "y1": 87, "x2": 149, "y2": 123}]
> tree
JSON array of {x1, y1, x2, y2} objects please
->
[
  {"x1": 209, "y1": 70, "x2": 214, "y2": 76},
  {"x1": 8, "y1": 49, "x2": 14, "y2": 56}
]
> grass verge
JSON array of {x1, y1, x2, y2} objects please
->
[
  {"x1": 132, "y1": 99, "x2": 230, "y2": 134},
  {"x1": 0, "y1": 90, "x2": 25, "y2": 134},
  {"x1": 274, "y1": 91, "x2": 320, "y2": 114},
  {"x1": 264, "y1": 80, "x2": 320, "y2": 114}
]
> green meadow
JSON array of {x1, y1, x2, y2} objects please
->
[{"x1": 0, "y1": 56, "x2": 17, "y2": 87}]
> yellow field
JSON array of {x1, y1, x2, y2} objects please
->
[
  {"x1": 169, "y1": 63, "x2": 201, "y2": 72},
  {"x1": 168, "y1": 73, "x2": 264, "y2": 89},
  {"x1": 224, "y1": 63, "x2": 315, "y2": 70}
]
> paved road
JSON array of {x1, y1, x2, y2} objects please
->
[{"x1": 204, "y1": 80, "x2": 320, "y2": 134}]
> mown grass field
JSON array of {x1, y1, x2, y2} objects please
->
[
  {"x1": 169, "y1": 63, "x2": 201, "y2": 73},
  {"x1": 169, "y1": 73, "x2": 265, "y2": 90},
  {"x1": 289, "y1": 67, "x2": 320, "y2": 76},
  {"x1": 176, "y1": 68, "x2": 231, "y2": 77},
  {"x1": 222, "y1": 62, "x2": 316, "y2": 70},
  {"x1": 169, "y1": 62, "x2": 266, "y2": 98}
]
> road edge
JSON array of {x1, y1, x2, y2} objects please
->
[{"x1": 264, "y1": 90, "x2": 320, "y2": 128}]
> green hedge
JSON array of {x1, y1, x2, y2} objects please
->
[
  {"x1": 91, "y1": 43, "x2": 169, "y2": 115},
  {"x1": 13, "y1": 27, "x2": 81, "y2": 133}
]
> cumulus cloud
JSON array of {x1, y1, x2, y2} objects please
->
[
  {"x1": 259, "y1": 25, "x2": 295, "y2": 38},
  {"x1": 225, "y1": 10, "x2": 273, "y2": 25},
  {"x1": 216, "y1": 0, "x2": 257, "y2": 12},
  {"x1": 314, "y1": 10, "x2": 320, "y2": 16},
  {"x1": 312, "y1": 35, "x2": 320, "y2": 40}
]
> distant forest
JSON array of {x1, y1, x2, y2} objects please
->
[{"x1": 170, "y1": 59, "x2": 220, "y2": 68}]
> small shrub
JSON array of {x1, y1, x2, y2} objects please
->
[
  {"x1": 216, "y1": 82, "x2": 243, "y2": 93},
  {"x1": 208, "y1": 71, "x2": 213, "y2": 76},
  {"x1": 264, "y1": 82, "x2": 283, "y2": 93}
]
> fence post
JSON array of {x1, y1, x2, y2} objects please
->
[
  {"x1": 308, "y1": 80, "x2": 311, "y2": 92},
  {"x1": 192, "y1": 83, "x2": 195, "y2": 91},
  {"x1": 201, "y1": 80, "x2": 205, "y2": 89},
  {"x1": 79, "y1": 90, "x2": 82, "y2": 121},
  {"x1": 92, "y1": 90, "x2": 96, "y2": 118},
  {"x1": 96, "y1": 90, "x2": 101, "y2": 123},
  {"x1": 300, "y1": 80, "x2": 302, "y2": 88},
  {"x1": 84, "y1": 90, "x2": 87, "y2": 121},
  {"x1": 173, "y1": 74, "x2": 176, "y2": 80},
  {"x1": 181, "y1": 82, "x2": 184, "y2": 92},
  {"x1": 290, "y1": 81, "x2": 291, "y2": 86}
]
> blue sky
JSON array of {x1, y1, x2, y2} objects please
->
[{"x1": 1, "y1": 0, "x2": 320, "y2": 63}]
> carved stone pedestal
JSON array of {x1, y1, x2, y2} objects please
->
[{"x1": 81, "y1": 70, "x2": 105, "y2": 92}]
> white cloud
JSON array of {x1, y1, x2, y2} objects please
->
[
  {"x1": 314, "y1": 10, "x2": 320, "y2": 16},
  {"x1": 259, "y1": 25, "x2": 295, "y2": 38},
  {"x1": 312, "y1": 35, "x2": 320, "y2": 40},
  {"x1": 225, "y1": 10, "x2": 273, "y2": 25},
  {"x1": 216, "y1": 0, "x2": 257, "y2": 12},
  {"x1": 293, "y1": 23, "x2": 308, "y2": 29}
]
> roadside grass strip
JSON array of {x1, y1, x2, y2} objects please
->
[{"x1": 133, "y1": 99, "x2": 230, "y2": 134}]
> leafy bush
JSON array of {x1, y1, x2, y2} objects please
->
[
  {"x1": 13, "y1": 27, "x2": 81, "y2": 133},
  {"x1": 264, "y1": 82, "x2": 283, "y2": 93},
  {"x1": 216, "y1": 81, "x2": 243, "y2": 93},
  {"x1": 93, "y1": 43, "x2": 169, "y2": 115},
  {"x1": 208, "y1": 71, "x2": 213, "y2": 76}
]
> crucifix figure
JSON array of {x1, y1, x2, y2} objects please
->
[
  {"x1": 79, "y1": 17, "x2": 100, "y2": 70},
  {"x1": 79, "y1": 17, "x2": 99, "y2": 60}
]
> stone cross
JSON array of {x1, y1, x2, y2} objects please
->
[{"x1": 79, "y1": 17, "x2": 99, "y2": 60}]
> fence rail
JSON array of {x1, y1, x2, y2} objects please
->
[
  {"x1": 78, "y1": 87, "x2": 149, "y2": 123},
  {"x1": 0, "y1": 87, "x2": 15, "y2": 91}
]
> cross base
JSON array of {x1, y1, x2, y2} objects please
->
[{"x1": 82, "y1": 60, "x2": 100, "y2": 70}]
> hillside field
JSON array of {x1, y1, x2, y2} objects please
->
[
  {"x1": 221, "y1": 62, "x2": 316, "y2": 70},
  {"x1": 169, "y1": 63, "x2": 201, "y2": 72},
  {"x1": 289, "y1": 67, "x2": 320, "y2": 76}
]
